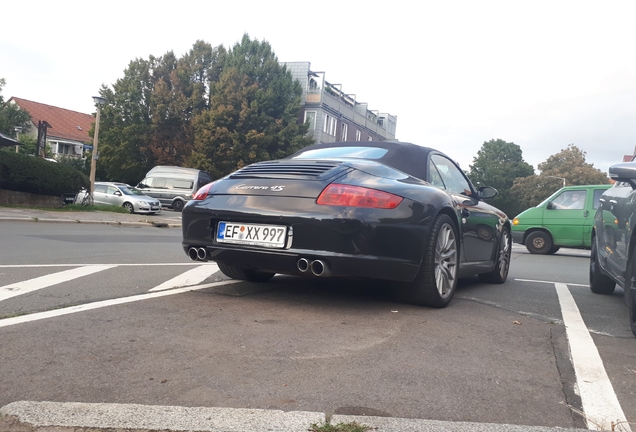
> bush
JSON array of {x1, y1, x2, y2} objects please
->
[{"x1": 0, "y1": 151, "x2": 90, "y2": 196}]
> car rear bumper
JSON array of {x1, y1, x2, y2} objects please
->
[{"x1": 182, "y1": 244, "x2": 420, "y2": 282}]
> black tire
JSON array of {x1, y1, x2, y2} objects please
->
[
  {"x1": 525, "y1": 231, "x2": 552, "y2": 254},
  {"x1": 589, "y1": 237, "x2": 615, "y2": 294},
  {"x1": 172, "y1": 200, "x2": 184, "y2": 212},
  {"x1": 394, "y1": 214, "x2": 458, "y2": 308},
  {"x1": 123, "y1": 202, "x2": 134, "y2": 213},
  {"x1": 547, "y1": 245, "x2": 561, "y2": 255},
  {"x1": 479, "y1": 228, "x2": 511, "y2": 284},
  {"x1": 218, "y1": 262, "x2": 275, "y2": 283}
]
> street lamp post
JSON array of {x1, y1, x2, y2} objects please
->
[
  {"x1": 546, "y1": 176, "x2": 566, "y2": 188},
  {"x1": 89, "y1": 96, "x2": 107, "y2": 196},
  {"x1": 13, "y1": 126, "x2": 22, "y2": 153}
]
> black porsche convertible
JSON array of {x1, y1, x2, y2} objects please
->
[{"x1": 182, "y1": 141, "x2": 511, "y2": 308}]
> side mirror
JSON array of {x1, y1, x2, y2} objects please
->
[
  {"x1": 478, "y1": 186, "x2": 498, "y2": 200},
  {"x1": 609, "y1": 162, "x2": 636, "y2": 189},
  {"x1": 546, "y1": 202, "x2": 555, "y2": 210},
  {"x1": 114, "y1": 191, "x2": 122, "y2": 196}
]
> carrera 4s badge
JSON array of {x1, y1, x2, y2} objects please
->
[{"x1": 236, "y1": 184, "x2": 286, "y2": 191}]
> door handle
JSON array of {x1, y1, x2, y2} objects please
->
[{"x1": 584, "y1": 210, "x2": 589, "y2": 217}]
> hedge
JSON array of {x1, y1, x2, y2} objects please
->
[{"x1": 0, "y1": 150, "x2": 90, "y2": 196}]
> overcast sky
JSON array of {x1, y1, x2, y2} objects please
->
[{"x1": 2, "y1": 0, "x2": 634, "y2": 174}]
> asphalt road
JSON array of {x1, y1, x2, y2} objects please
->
[{"x1": 0, "y1": 216, "x2": 634, "y2": 432}]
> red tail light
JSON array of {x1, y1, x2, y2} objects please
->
[
  {"x1": 317, "y1": 184, "x2": 403, "y2": 209},
  {"x1": 192, "y1": 182, "x2": 214, "y2": 200}
]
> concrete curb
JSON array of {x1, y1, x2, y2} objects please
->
[
  {"x1": 0, "y1": 401, "x2": 590, "y2": 432},
  {"x1": 0, "y1": 216, "x2": 180, "y2": 228}
]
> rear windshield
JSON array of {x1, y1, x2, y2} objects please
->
[{"x1": 292, "y1": 147, "x2": 388, "y2": 160}]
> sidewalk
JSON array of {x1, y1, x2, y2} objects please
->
[
  {"x1": 0, "y1": 206, "x2": 181, "y2": 228},
  {"x1": 0, "y1": 401, "x2": 590, "y2": 432}
]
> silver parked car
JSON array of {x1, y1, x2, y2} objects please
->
[
  {"x1": 93, "y1": 182, "x2": 162, "y2": 214},
  {"x1": 590, "y1": 162, "x2": 636, "y2": 337}
]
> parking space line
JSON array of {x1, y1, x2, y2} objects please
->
[
  {"x1": 0, "y1": 265, "x2": 117, "y2": 303},
  {"x1": 555, "y1": 282, "x2": 630, "y2": 431},
  {"x1": 0, "y1": 280, "x2": 240, "y2": 328},
  {"x1": 148, "y1": 264, "x2": 219, "y2": 292}
]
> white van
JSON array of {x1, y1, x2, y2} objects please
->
[{"x1": 136, "y1": 166, "x2": 214, "y2": 212}]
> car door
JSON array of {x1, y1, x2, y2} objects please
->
[
  {"x1": 92, "y1": 184, "x2": 109, "y2": 205},
  {"x1": 428, "y1": 154, "x2": 498, "y2": 264},
  {"x1": 543, "y1": 189, "x2": 588, "y2": 247},
  {"x1": 104, "y1": 185, "x2": 123, "y2": 207},
  {"x1": 583, "y1": 187, "x2": 609, "y2": 247},
  {"x1": 598, "y1": 182, "x2": 633, "y2": 278}
]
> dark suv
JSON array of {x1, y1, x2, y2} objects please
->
[{"x1": 590, "y1": 162, "x2": 636, "y2": 336}]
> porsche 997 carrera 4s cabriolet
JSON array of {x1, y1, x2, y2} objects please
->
[{"x1": 182, "y1": 141, "x2": 511, "y2": 308}]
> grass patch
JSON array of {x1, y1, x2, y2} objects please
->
[{"x1": 309, "y1": 421, "x2": 374, "y2": 432}]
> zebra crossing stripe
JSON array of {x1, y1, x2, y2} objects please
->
[
  {"x1": 148, "y1": 264, "x2": 219, "y2": 292},
  {"x1": 0, "y1": 265, "x2": 117, "y2": 302}
]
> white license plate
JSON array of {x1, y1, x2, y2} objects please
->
[{"x1": 216, "y1": 222, "x2": 287, "y2": 248}]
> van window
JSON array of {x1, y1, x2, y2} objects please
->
[
  {"x1": 173, "y1": 179, "x2": 194, "y2": 190},
  {"x1": 138, "y1": 177, "x2": 153, "y2": 188},
  {"x1": 153, "y1": 178, "x2": 167, "y2": 189},
  {"x1": 593, "y1": 189, "x2": 605, "y2": 210},
  {"x1": 551, "y1": 190, "x2": 586, "y2": 210}
]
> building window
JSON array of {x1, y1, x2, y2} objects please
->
[
  {"x1": 304, "y1": 111, "x2": 317, "y2": 130},
  {"x1": 356, "y1": 130, "x2": 361, "y2": 141},
  {"x1": 323, "y1": 114, "x2": 337, "y2": 136},
  {"x1": 340, "y1": 123, "x2": 348, "y2": 141}
]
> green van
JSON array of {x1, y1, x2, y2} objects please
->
[{"x1": 512, "y1": 184, "x2": 612, "y2": 254}]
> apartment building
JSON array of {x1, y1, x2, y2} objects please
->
[{"x1": 284, "y1": 62, "x2": 397, "y2": 144}]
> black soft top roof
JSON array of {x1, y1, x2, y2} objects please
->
[{"x1": 289, "y1": 141, "x2": 450, "y2": 181}]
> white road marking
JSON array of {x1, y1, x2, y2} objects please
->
[
  {"x1": 148, "y1": 264, "x2": 219, "y2": 292},
  {"x1": 516, "y1": 278, "x2": 588, "y2": 287},
  {"x1": 0, "y1": 263, "x2": 201, "y2": 268},
  {"x1": 0, "y1": 280, "x2": 240, "y2": 328},
  {"x1": 554, "y1": 282, "x2": 630, "y2": 431},
  {"x1": 518, "y1": 278, "x2": 632, "y2": 431},
  {"x1": 0, "y1": 265, "x2": 116, "y2": 302}
]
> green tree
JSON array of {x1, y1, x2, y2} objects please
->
[
  {"x1": 188, "y1": 34, "x2": 312, "y2": 177},
  {"x1": 96, "y1": 41, "x2": 226, "y2": 184},
  {"x1": 511, "y1": 144, "x2": 610, "y2": 211},
  {"x1": 0, "y1": 78, "x2": 32, "y2": 137},
  {"x1": 468, "y1": 138, "x2": 535, "y2": 217}
]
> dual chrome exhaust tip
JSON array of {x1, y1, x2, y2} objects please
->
[
  {"x1": 297, "y1": 258, "x2": 330, "y2": 277},
  {"x1": 188, "y1": 247, "x2": 208, "y2": 262}
]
